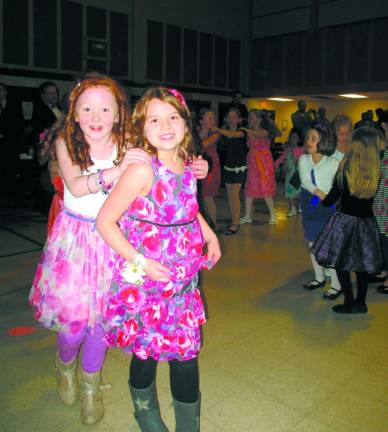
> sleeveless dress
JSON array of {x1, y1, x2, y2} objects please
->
[
  {"x1": 222, "y1": 131, "x2": 247, "y2": 184},
  {"x1": 29, "y1": 151, "x2": 116, "y2": 334},
  {"x1": 245, "y1": 135, "x2": 276, "y2": 198},
  {"x1": 104, "y1": 158, "x2": 207, "y2": 361}
]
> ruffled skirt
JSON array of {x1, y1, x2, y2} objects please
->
[
  {"x1": 29, "y1": 209, "x2": 113, "y2": 334},
  {"x1": 311, "y1": 212, "x2": 382, "y2": 274}
]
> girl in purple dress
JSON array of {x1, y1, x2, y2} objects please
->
[
  {"x1": 312, "y1": 127, "x2": 383, "y2": 313},
  {"x1": 96, "y1": 87, "x2": 221, "y2": 431},
  {"x1": 29, "y1": 75, "x2": 209, "y2": 426}
]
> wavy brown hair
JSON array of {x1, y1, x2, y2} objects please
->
[
  {"x1": 128, "y1": 86, "x2": 194, "y2": 163},
  {"x1": 60, "y1": 73, "x2": 130, "y2": 170}
]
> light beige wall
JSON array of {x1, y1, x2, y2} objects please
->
[{"x1": 247, "y1": 98, "x2": 388, "y2": 140}]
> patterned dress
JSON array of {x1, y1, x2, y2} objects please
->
[
  {"x1": 29, "y1": 152, "x2": 116, "y2": 334},
  {"x1": 245, "y1": 135, "x2": 276, "y2": 198},
  {"x1": 104, "y1": 158, "x2": 207, "y2": 361},
  {"x1": 373, "y1": 149, "x2": 388, "y2": 236}
]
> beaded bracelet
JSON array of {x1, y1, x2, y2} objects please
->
[
  {"x1": 121, "y1": 253, "x2": 146, "y2": 286},
  {"x1": 97, "y1": 169, "x2": 114, "y2": 194}
]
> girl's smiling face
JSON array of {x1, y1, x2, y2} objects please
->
[
  {"x1": 144, "y1": 98, "x2": 187, "y2": 153},
  {"x1": 75, "y1": 86, "x2": 118, "y2": 145}
]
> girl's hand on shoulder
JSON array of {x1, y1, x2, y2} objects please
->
[
  {"x1": 205, "y1": 233, "x2": 221, "y2": 266},
  {"x1": 314, "y1": 188, "x2": 326, "y2": 200},
  {"x1": 192, "y1": 155, "x2": 209, "y2": 179},
  {"x1": 119, "y1": 149, "x2": 152, "y2": 172},
  {"x1": 144, "y1": 258, "x2": 171, "y2": 282}
]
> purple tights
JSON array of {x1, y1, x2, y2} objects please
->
[{"x1": 57, "y1": 325, "x2": 107, "y2": 373}]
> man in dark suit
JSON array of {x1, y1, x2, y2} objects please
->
[
  {"x1": 0, "y1": 83, "x2": 24, "y2": 205},
  {"x1": 31, "y1": 81, "x2": 63, "y2": 214},
  {"x1": 31, "y1": 81, "x2": 62, "y2": 142}
]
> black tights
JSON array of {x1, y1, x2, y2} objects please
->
[
  {"x1": 129, "y1": 355, "x2": 199, "y2": 403},
  {"x1": 336, "y1": 269, "x2": 369, "y2": 305}
]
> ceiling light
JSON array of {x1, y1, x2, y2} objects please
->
[
  {"x1": 339, "y1": 94, "x2": 367, "y2": 99},
  {"x1": 267, "y1": 97, "x2": 294, "y2": 102}
]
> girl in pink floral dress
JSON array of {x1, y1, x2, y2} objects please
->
[
  {"x1": 240, "y1": 110, "x2": 281, "y2": 224},
  {"x1": 28, "y1": 74, "x2": 182, "y2": 425},
  {"x1": 96, "y1": 87, "x2": 221, "y2": 432}
]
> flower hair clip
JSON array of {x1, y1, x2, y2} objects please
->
[{"x1": 167, "y1": 88, "x2": 188, "y2": 109}]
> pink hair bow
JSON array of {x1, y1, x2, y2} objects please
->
[{"x1": 167, "y1": 88, "x2": 188, "y2": 109}]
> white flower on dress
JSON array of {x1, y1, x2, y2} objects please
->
[{"x1": 122, "y1": 261, "x2": 146, "y2": 285}]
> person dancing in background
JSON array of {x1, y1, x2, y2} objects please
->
[
  {"x1": 372, "y1": 119, "x2": 388, "y2": 293},
  {"x1": 216, "y1": 107, "x2": 247, "y2": 235},
  {"x1": 96, "y1": 87, "x2": 221, "y2": 432},
  {"x1": 196, "y1": 108, "x2": 221, "y2": 227},
  {"x1": 274, "y1": 127, "x2": 304, "y2": 217},
  {"x1": 239, "y1": 109, "x2": 281, "y2": 224},
  {"x1": 299, "y1": 124, "x2": 342, "y2": 300},
  {"x1": 312, "y1": 127, "x2": 383, "y2": 313}
]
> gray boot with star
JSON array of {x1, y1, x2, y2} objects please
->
[{"x1": 129, "y1": 379, "x2": 168, "y2": 431}]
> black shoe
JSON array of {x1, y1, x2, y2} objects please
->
[
  {"x1": 368, "y1": 274, "x2": 387, "y2": 283},
  {"x1": 332, "y1": 303, "x2": 355, "y2": 314},
  {"x1": 322, "y1": 287, "x2": 343, "y2": 300},
  {"x1": 222, "y1": 224, "x2": 240, "y2": 236},
  {"x1": 377, "y1": 284, "x2": 388, "y2": 294},
  {"x1": 303, "y1": 279, "x2": 325, "y2": 290},
  {"x1": 353, "y1": 303, "x2": 368, "y2": 314}
]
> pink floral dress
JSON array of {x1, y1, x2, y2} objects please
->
[
  {"x1": 245, "y1": 135, "x2": 276, "y2": 198},
  {"x1": 104, "y1": 158, "x2": 208, "y2": 361}
]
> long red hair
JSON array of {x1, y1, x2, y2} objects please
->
[{"x1": 60, "y1": 73, "x2": 130, "y2": 170}]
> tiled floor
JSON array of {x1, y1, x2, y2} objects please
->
[{"x1": 1, "y1": 190, "x2": 388, "y2": 432}]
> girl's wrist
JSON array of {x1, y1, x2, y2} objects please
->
[
  {"x1": 86, "y1": 173, "x2": 99, "y2": 194},
  {"x1": 97, "y1": 169, "x2": 114, "y2": 194}
]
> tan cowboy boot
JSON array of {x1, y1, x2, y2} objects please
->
[
  {"x1": 80, "y1": 370, "x2": 105, "y2": 424},
  {"x1": 55, "y1": 352, "x2": 78, "y2": 406}
]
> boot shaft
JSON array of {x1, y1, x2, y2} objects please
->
[
  {"x1": 129, "y1": 380, "x2": 168, "y2": 432},
  {"x1": 81, "y1": 370, "x2": 105, "y2": 425},
  {"x1": 173, "y1": 393, "x2": 201, "y2": 432},
  {"x1": 55, "y1": 353, "x2": 78, "y2": 406}
]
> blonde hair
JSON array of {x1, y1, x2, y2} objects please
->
[
  {"x1": 337, "y1": 127, "x2": 384, "y2": 198},
  {"x1": 128, "y1": 86, "x2": 194, "y2": 163}
]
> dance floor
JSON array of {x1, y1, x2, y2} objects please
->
[{"x1": 1, "y1": 188, "x2": 388, "y2": 431}]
